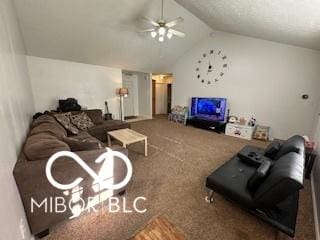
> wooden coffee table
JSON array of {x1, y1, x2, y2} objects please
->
[{"x1": 107, "y1": 128, "x2": 148, "y2": 156}]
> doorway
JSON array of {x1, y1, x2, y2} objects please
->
[
  {"x1": 122, "y1": 70, "x2": 152, "y2": 121},
  {"x1": 152, "y1": 74, "x2": 173, "y2": 117},
  {"x1": 167, "y1": 84, "x2": 172, "y2": 114},
  {"x1": 122, "y1": 73, "x2": 138, "y2": 119},
  {"x1": 152, "y1": 80, "x2": 156, "y2": 116}
]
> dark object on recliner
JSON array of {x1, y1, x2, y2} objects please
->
[
  {"x1": 57, "y1": 98, "x2": 81, "y2": 112},
  {"x1": 238, "y1": 146, "x2": 266, "y2": 167},
  {"x1": 247, "y1": 160, "x2": 272, "y2": 192},
  {"x1": 264, "y1": 141, "x2": 281, "y2": 159},
  {"x1": 206, "y1": 135, "x2": 305, "y2": 237}
]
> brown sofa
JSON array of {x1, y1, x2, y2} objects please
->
[
  {"x1": 70, "y1": 109, "x2": 130, "y2": 142},
  {"x1": 13, "y1": 109, "x2": 130, "y2": 237}
]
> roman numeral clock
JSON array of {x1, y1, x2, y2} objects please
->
[{"x1": 196, "y1": 49, "x2": 228, "y2": 85}]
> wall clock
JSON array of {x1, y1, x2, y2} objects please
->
[{"x1": 195, "y1": 49, "x2": 228, "y2": 85}]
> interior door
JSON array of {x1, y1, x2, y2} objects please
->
[
  {"x1": 155, "y1": 83, "x2": 167, "y2": 114},
  {"x1": 123, "y1": 75, "x2": 136, "y2": 117},
  {"x1": 152, "y1": 80, "x2": 156, "y2": 116}
]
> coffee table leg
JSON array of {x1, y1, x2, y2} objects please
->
[
  {"x1": 144, "y1": 138, "x2": 148, "y2": 157},
  {"x1": 107, "y1": 135, "x2": 111, "y2": 147}
]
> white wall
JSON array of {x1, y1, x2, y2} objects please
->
[
  {"x1": 27, "y1": 56, "x2": 123, "y2": 119},
  {"x1": 0, "y1": 0, "x2": 35, "y2": 239},
  {"x1": 172, "y1": 31, "x2": 320, "y2": 139}
]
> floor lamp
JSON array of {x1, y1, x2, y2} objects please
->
[{"x1": 117, "y1": 87, "x2": 128, "y2": 120}]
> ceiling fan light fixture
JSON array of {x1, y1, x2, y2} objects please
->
[
  {"x1": 140, "y1": 0, "x2": 185, "y2": 43},
  {"x1": 158, "y1": 27, "x2": 166, "y2": 35},
  {"x1": 151, "y1": 31, "x2": 157, "y2": 38}
]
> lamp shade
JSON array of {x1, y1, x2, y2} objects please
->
[{"x1": 117, "y1": 87, "x2": 129, "y2": 96}]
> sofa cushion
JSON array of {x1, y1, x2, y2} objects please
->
[
  {"x1": 54, "y1": 112, "x2": 79, "y2": 135},
  {"x1": 206, "y1": 155, "x2": 255, "y2": 207},
  {"x1": 88, "y1": 120, "x2": 130, "y2": 142},
  {"x1": 29, "y1": 122, "x2": 67, "y2": 139},
  {"x1": 274, "y1": 135, "x2": 305, "y2": 160},
  {"x1": 62, "y1": 132, "x2": 104, "y2": 151},
  {"x1": 24, "y1": 133, "x2": 70, "y2": 161},
  {"x1": 70, "y1": 112, "x2": 94, "y2": 130}
]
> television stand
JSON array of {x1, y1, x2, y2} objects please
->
[{"x1": 186, "y1": 118, "x2": 226, "y2": 134}]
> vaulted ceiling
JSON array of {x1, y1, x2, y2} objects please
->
[
  {"x1": 175, "y1": 0, "x2": 320, "y2": 50},
  {"x1": 13, "y1": 0, "x2": 211, "y2": 73},
  {"x1": 14, "y1": 0, "x2": 320, "y2": 74}
]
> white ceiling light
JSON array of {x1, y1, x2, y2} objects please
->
[
  {"x1": 158, "y1": 27, "x2": 166, "y2": 35},
  {"x1": 140, "y1": 0, "x2": 185, "y2": 43},
  {"x1": 151, "y1": 31, "x2": 157, "y2": 38}
]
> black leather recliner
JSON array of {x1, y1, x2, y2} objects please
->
[{"x1": 206, "y1": 135, "x2": 305, "y2": 237}]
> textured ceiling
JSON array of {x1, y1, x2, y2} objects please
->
[
  {"x1": 13, "y1": 0, "x2": 211, "y2": 73},
  {"x1": 175, "y1": 0, "x2": 320, "y2": 50}
]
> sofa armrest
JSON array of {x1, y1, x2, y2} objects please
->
[{"x1": 247, "y1": 160, "x2": 271, "y2": 192}]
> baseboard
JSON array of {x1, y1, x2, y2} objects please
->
[
  {"x1": 311, "y1": 173, "x2": 320, "y2": 240},
  {"x1": 140, "y1": 115, "x2": 152, "y2": 119}
]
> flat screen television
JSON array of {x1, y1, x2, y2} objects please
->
[{"x1": 190, "y1": 97, "x2": 228, "y2": 122}]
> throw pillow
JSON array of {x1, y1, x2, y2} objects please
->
[
  {"x1": 62, "y1": 132, "x2": 104, "y2": 151},
  {"x1": 54, "y1": 112, "x2": 79, "y2": 135},
  {"x1": 70, "y1": 112, "x2": 95, "y2": 130}
]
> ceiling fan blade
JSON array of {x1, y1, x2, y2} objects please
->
[
  {"x1": 165, "y1": 17, "x2": 184, "y2": 28},
  {"x1": 139, "y1": 28, "x2": 156, "y2": 33},
  {"x1": 142, "y1": 16, "x2": 160, "y2": 27},
  {"x1": 168, "y1": 29, "x2": 185, "y2": 38}
]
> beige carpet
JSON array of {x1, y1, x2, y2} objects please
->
[{"x1": 43, "y1": 117, "x2": 315, "y2": 240}]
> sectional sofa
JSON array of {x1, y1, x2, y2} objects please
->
[{"x1": 13, "y1": 109, "x2": 130, "y2": 237}]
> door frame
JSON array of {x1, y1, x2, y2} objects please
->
[{"x1": 167, "y1": 83, "x2": 172, "y2": 114}]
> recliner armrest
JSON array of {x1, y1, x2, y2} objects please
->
[{"x1": 247, "y1": 160, "x2": 272, "y2": 192}]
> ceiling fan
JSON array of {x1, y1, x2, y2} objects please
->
[{"x1": 140, "y1": 0, "x2": 185, "y2": 42}]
